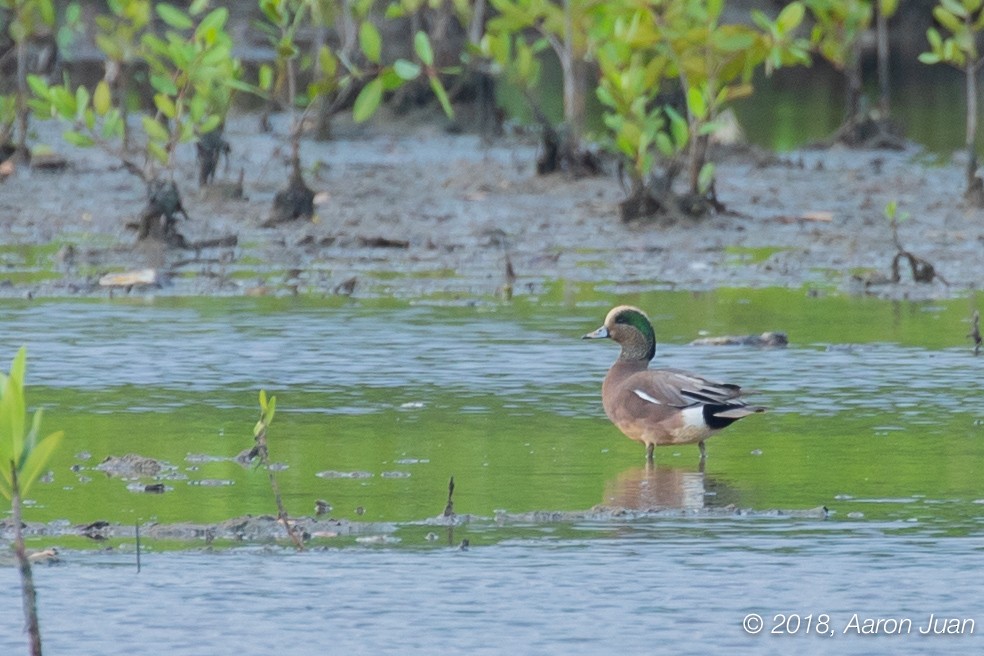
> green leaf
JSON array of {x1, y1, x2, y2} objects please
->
[
  {"x1": 154, "y1": 93, "x2": 177, "y2": 119},
  {"x1": 196, "y1": 7, "x2": 229, "y2": 36},
  {"x1": 102, "y1": 111, "x2": 123, "y2": 140},
  {"x1": 666, "y1": 106, "x2": 689, "y2": 148},
  {"x1": 352, "y1": 78, "x2": 384, "y2": 122},
  {"x1": 198, "y1": 114, "x2": 222, "y2": 135},
  {"x1": 776, "y1": 1, "x2": 805, "y2": 33},
  {"x1": 189, "y1": 0, "x2": 211, "y2": 16},
  {"x1": 884, "y1": 199, "x2": 898, "y2": 220},
  {"x1": 918, "y1": 52, "x2": 941, "y2": 65},
  {"x1": 429, "y1": 75, "x2": 454, "y2": 118},
  {"x1": 654, "y1": 132, "x2": 674, "y2": 157},
  {"x1": 156, "y1": 3, "x2": 194, "y2": 30},
  {"x1": 93, "y1": 80, "x2": 112, "y2": 116},
  {"x1": 142, "y1": 115, "x2": 171, "y2": 143},
  {"x1": 17, "y1": 429, "x2": 63, "y2": 498},
  {"x1": 259, "y1": 64, "x2": 274, "y2": 91},
  {"x1": 147, "y1": 141, "x2": 170, "y2": 165},
  {"x1": 394, "y1": 58, "x2": 421, "y2": 80},
  {"x1": 378, "y1": 68, "x2": 406, "y2": 91},
  {"x1": 27, "y1": 75, "x2": 50, "y2": 100},
  {"x1": 414, "y1": 31, "x2": 434, "y2": 67},
  {"x1": 150, "y1": 73, "x2": 179, "y2": 97},
  {"x1": 697, "y1": 162, "x2": 716, "y2": 194},
  {"x1": 687, "y1": 86, "x2": 707, "y2": 121},
  {"x1": 359, "y1": 21, "x2": 382, "y2": 64},
  {"x1": 63, "y1": 130, "x2": 95, "y2": 147},
  {"x1": 940, "y1": 0, "x2": 969, "y2": 19}
]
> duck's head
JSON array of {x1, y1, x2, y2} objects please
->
[{"x1": 582, "y1": 305, "x2": 656, "y2": 362}]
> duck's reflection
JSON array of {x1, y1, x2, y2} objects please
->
[{"x1": 601, "y1": 462, "x2": 737, "y2": 511}]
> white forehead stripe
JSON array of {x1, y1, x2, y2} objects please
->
[{"x1": 632, "y1": 389, "x2": 663, "y2": 405}]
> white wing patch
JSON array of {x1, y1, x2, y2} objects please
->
[
  {"x1": 632, "y1": 389, "x2": 663, "y2": 405},
  {"x1": 681, "y1": 406, "x2": 709, "y2": 431}
]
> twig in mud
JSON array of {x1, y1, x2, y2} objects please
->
[
  {"x1": 252, "y1": 391, "x2": 305, "y2": 550},
  {"x1": 970, "y1": 310, "x2": 982, "y2": 356},
  {"x1": 444, "y1": 476, "x2": 456, "y2": 546},
  {"x1": 443, "y1": 476, "x2": 455, "y2": 518},
  {"x1": 136, "y1": 521, "x2": 142, "y2": 573}
]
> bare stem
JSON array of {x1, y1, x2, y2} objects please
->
[
  {"x1": 11, "y1": 464, "x2": 43, "y2": 656},
  {"x1": 253, "y1": 427, "x2": 305, "y2": 550}
]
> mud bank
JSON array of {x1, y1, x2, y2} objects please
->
[
  {"x1": 1, "y1": 112, "x2": 981, "y2": 301},
  {"x1": 0, "y1": 504, "x2": 829, "y2": 552}
]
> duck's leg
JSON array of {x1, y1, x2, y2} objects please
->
[
  {"x1": 698, "y1": 440, "x2": 707, "y2": 461},
  {"x1": 645, "y1": 443, "x2": 654, "y2": 462}
]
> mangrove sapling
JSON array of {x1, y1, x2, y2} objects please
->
[
  {"x1": 383, "y1": 0, "x2": 468, "y2": 120},
  {"x1": 482, "y1": 0, "x2": 602, "y2": 176},
  {"x1": 255, "y1": 0, "x2": 454, "y2": 226},
  {"x1": 806, "y1": 0, "x2": 903, "y2": 148},
  {"x1": 593, "y1": 0, "x2": 809, "y2": 221},
  {"x1": 93, "y1": 0, "x2": 151, "y2": 152},
  {"x1": 0, "y1": 347, "x2": 65, "y2": 656},
  {"x1": 884, "y1": 200, "x2": 948, "y2": 285},
  {"x1": 249, "y1": 390, "x2": 305, "y2": 550},
  {"x1": 919, "y1": 0, "x2": 984, "y2": 206},
  {"x1": 0, "y1": 0, "x2": 56, "y2": 162},
  {"x1": 29, "y1": 3, "x2": 240, "y2": 247}
]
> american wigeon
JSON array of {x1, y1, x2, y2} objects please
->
[{"x1": 583, "y1": 305, "x2": 764, "y2": 460}]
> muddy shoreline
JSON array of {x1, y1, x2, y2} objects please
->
[{"x1": 1, "y1": 111, "x2": 982, "y2": 301}]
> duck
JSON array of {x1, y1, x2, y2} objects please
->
[{"x1": 583, "y1": 305, "x2": 764, "y2": 461}]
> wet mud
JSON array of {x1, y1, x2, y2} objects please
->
[{"x1": 0, "y1": 111, "x2": 980, "y2": 301}]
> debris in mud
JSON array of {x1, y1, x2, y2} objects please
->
[
  {"x1": 196, "y1": 129, "x2": 231, "y2": 187},
  {"x1": 135, "y1": 179, "x2": 191, "y2": 246},
  {"x1": 315, "y1": 470, "x2": 373, "y2": 479},
  {"x1": 29, "y1": 151, "x2": 68, "y2": 171},
  {"x1": 264, "y1": 168, "x2": 315, "y2": 227},
  {"x1": 26, "y1": 548, "x2": 60, "y2": 565},
  {"x1": 357, "y1": 236, "x2": 410, "y2": 249},
  {"x1": 970, "y1": 310, "x2": 982, "y2": 356},
  {"x1": 98, "y1": 268, "x2": 162, "y2": 289},
  {"x1": 443, "y1": 476, "x2": 455, "y2": 519},
  {"x1": 95, "y1": 454, "x2": 175, "y2": 479},
  {"x1": 333, "y1": 276, "x2": 357, "y2": 296},
  {"x1": 828, "y1": 113, "x2": 906, "y2": 151},
  {"x1": 690, "y1": 332, "x2": 788, "y2": 347},
  {"x1": 536, "y1": 127, "x2": 603, "y2": 177},
  {"x1": 890, "y1": 250, "x2": 947, "y2": 285}
]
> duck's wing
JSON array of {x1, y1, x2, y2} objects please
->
[{"x1": 626, "y1": 368, "x2": 746, "y2": 409}]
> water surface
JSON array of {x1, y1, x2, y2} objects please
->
[{"x1": 1, "y1": 289, "x2": 983, "y2": 653}]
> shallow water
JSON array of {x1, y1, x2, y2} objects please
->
[
  {"x1": 1, "y1": 289, "x2": 983, "y2": 653},
  {"x1": 3, "y1": 524, "x2": 983, "y2": 655}
]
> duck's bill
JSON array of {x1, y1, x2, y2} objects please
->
[{"x1": 582, "y1": 326, "x2": 610, "y2": 340}]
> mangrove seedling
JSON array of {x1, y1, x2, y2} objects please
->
[
  {"x1": 250, "y1": 390, "x2": 305, "y2": 549},
  {"x1": 919, "y1": 0, "x2": 984, "y2": 205},
  {"x1": 0, "y1": 347, "x2": 65, "y2": 656},
  {"x1": 884, "y1": 200, "x2": 947, "y2": 284},
  {"x1": 29, "y1": 2, "x2": 241, "y2": 246}
]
